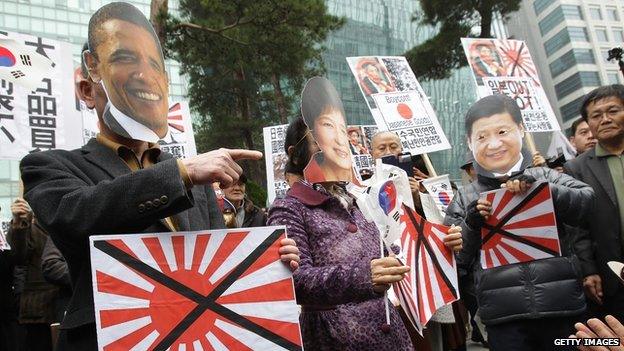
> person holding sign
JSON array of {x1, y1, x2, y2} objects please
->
[
  {"x1": 444, "y1": 94, "x2": 594, "y2": 351},
  {"x1": 19, "y1": 3, "x2": 299, "y2": 350}
]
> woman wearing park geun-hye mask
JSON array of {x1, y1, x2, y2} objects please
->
[
  {"x1": 301, "y1": 77, "x2": 355, "y2": 183},
  {"x1": 82, "y1": 2, "x2": 169, "y2": 143}
]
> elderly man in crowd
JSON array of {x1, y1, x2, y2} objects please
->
[{"x1": 565, "y1": 85, "x2": 624, "y2": 322}]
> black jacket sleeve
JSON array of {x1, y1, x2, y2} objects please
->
[
  {"x1": 6, "y1": 221, "x2": 30, "y2": 266},
  {"x1": 444, "y1": 188, "x2": 480, "y2": 275},
  {"x1": 20, "y1": 151, "x2": 194, "y2": 257},
  {"x1": 41, "y1": 236, "x2": 71, "y2": 288}
]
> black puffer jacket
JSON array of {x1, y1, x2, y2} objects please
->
[{"x1": 444, "y1": 153, "x2": 594, "y2": 325}]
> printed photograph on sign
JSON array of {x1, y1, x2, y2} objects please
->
[
  {"x1": 83, "y1": 2, "x2": 169, "y2": 143},
  {"x1": 348, "y1": 125, "x2": 377, "y2": 180},
  {"x1": 263, "y1": 124, "x2": 289, "y2": 204},
  {"x1": 346, "y1": 57, "x2": 395, "y2": 110},
  {"x1": 0, "y1": 31, "x2": 82, "y2": 160},
  {"x1": 479, "y1": 182, "x2": 561, "y2": 269},
  {"x1": 301, "y1": 77, "x2": 356, "y2": 183},
  {"x1": 461, "y1": 38, "x2": 560, "y2": 132},
  {"x1": 89, "y1": 226, "x2": 303, "y2": 351},
  {"x1": 347, "y1": 56, "x2": 451, "y2": 155},
  {"x1": 157, "y1": 102, "x2": 197, "y2": 158}
]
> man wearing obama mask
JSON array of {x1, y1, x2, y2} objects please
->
[
  {"x1": 20, "y1": 3, "x2": 299, "y2": 349},
  {"x1": 444, "y1": 94, "x2": 594, "y2": 350}
]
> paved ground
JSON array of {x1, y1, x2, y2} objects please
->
[{"x1": 466, "y1": 340, "x2": 489, "y2": 351}]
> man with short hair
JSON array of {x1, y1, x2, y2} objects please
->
[
  {"x1": 445, "y1": 94, "x2": 593, "y2": 351},
  {"x1": 565, "y1": 84, "x2": 624, "y2": 321},
  {"x1": 222, "y1": 174, "x2": 267, "y2": 228},
  {"x1": 20, "y1": 4, "x2": 299, "y2": 350},
  {"x1": 569, "y1": 117, "x2": 597, "y2": 156}
]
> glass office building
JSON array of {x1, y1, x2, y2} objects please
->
[{"x1": 323, "y1": 0, "x2": 478, "y2": 181}]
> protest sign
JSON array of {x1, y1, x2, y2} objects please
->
[
  {"x1": 480, "y1": 181, "x2": 560, "y2": 269},
  {"x1": 393, "y1": 205, "x2": 459, "y2": 334},
  {"x1": 348, "y1": 125, "x2": 377, "y2": 180},
  {"x1": 0, "y1": 31, "x2": 82, "y2": 160},
  {"x1": 263, "y1": 124, "x2": 289, "y2": 204},
  {"x1": 461, "y1": 38, "x2": 560, "y2": 132},
  {"x1": 90, "y1": 226, "x2": 303, "y2": 351},
  {"x1": 346, "y1": 56, "x2": 451, "y2": 155}
]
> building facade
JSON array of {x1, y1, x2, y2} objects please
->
[{"x1": 506, "y1": 0, "x2": 624, "y2": 132}]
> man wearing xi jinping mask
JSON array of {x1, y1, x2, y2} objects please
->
[
  {"x1": 19, "y1": 3, "x2": 299, "y2": 350},
  {"x1": 443, "y1": 94, "x2": 594, "y2": 351}
]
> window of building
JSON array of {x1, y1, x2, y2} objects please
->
[
  {"x1": 589, "y1": 7, "x2": 602, "y2": 20},
  {"x1": 545, "y1": 28, "x2": 571, "y2": 56},
  {"x1": 555, "y1": 71, "x2": 601, "y2": 99},
  {"x1": 608, "y1": 72, "x2": 621, "y2": 84},
  {"x1": 560, "y1": 96, "x2": 585, "y2": 123},
  {"x1": 614, "y1": 29, "x2": 624, "y2": 43},
  {"x1": 534, "y1": 0, "x2": 555, "y2": 16},
  {"x1": 607, "y1": 7, "x2": 619, "y2": 21},
  {"x1": 596, "y1": 28, "x2": 609, "y2": 42},
  {"x1": 539, "y1": 7, "x2": 565, "y2": 35},
  {"x1": 562, "y1": 5, "x2": 583, "y2": 20},
  {"x1": 549, "y1": 49, "x2": 595, "y2": 78}
]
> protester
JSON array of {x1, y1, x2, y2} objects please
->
[
  {"x1": 221, "y1": 174, "x2": 267, "y2": 228},
  {"x1": 301, "y1": 77, "x2": 354, "y2": 182},
  {"x1": 444, "y1": 94, "x2": 594, "y2": 351},
  {"x1": 41, "y1": 236, "x2": 71, "y2": 324},
  {"x1": 0, "y1": 205, "x2": 20, "y2": 351},
  {"x1": 573, "y1": 315, "x2": 624, "y2": 351},
  {"x1": 6, "y1": 198, "x2": 59, "y2": 351},
  {"x1": 19, "y1": 4, "x2": 299, "y2": 349},
  {"x1": 569, "y1": 117, "x2": 597, "y2": 156},
  {"x1": 269, "y1": 117, "x2": 464, "y2": 350},
  {"x1": 565, "y1": 85, "x2": 624, "y2": 322}
]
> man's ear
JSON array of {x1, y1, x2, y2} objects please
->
[
  {"x1": 77, "y1": 80, "x2": 96, "y2": 109},
  {"x1": 518, "y1": 123, "x2": 526, "y2": 137},
  {"x1": 467, "y1": 137, "x2": 473, "y2": 151},
  {"x1": 83, "y1": 50, "x2": 101, "y2": 83},
  {"x1": 568, "y1": 135, "x2": 575, "y2": 144}
]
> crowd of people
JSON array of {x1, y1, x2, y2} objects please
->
[{"x1": 0, "y1": 2, "x2": 623, "y2": 351}]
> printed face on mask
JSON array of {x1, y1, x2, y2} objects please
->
[
  {"x1": 312, "y1": 107, "x2": 352, "y2": 172},
  {"x1": 88, "y1": 19, "x2": 169, "y2": 138},
  {"x1": 469, "y1": 112, "x2": 524, "y2": 174}
]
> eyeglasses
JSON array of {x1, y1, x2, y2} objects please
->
[{"x1": 588, "y1": 107, "x2": 624, "y2": 121}]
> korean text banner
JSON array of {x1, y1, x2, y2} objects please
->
[
  {"x1": 0, "y1": 31, "x2": 82, "y2": 160},
  {"x1": 263, "y1": 124, "x2": 289, "y2": 204},
  {"x1": 479, "y1": 181, "x2": 561, "y2": 269},
  {"x1": 461, "y1": 38, "x2": 560, "y2": 132},
  {"x1": 89, "y1": 226, "x2": 303, "y2": 351},
  {"x1": 346, "y1": 56, "x2": 451, "y2": 155},
  {"x1": 81, "y1": 101, "x2": 197, "y2": 159}
]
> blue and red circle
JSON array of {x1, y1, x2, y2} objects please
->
[
  {"x1": 0, "y1": 46, "x2": 16, "y2": 67},
  {"x1": 378, "y1": 181, "x2": 398, "y2": 215}
]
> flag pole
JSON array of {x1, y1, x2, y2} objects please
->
[
  {"x1": 524, "y1": 132, "x2": 538, "y2": 155},
  {"x1": 422, "y1": 153, "x2": 438, "y2": 177},
  {"x1": 380, "y1": 226, "x2": 391, "y2": 329}
]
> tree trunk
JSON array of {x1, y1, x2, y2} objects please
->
[
  {"x1": 235, "y1": 63, "x2": 260, "y2": 182},
  {"x1": 478, "y1": 7, "x2": 493, "y2": 38},
  {"x1": 150, "y1": 0, "x2": 168, "y2": 48},
  {"x1": 271, "y1": 73, "x2": 288, "y2": 124}
]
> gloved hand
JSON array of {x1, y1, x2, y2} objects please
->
[
  {"x1": 503, "y1": 174, "x2": 537, "y2": 194},
  {"x1": 465, "y1": 199, "x2": 490, "y2": 230}
]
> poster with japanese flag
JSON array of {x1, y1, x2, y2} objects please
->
[
  {"x1": 461, "y1": 38, "x2": 560, "y2": 132},
  {"x1": 89, "y1": 226, "x2": 303, "y2": 351},
  {"x1": 346, "y1": 56, "x2": 451, "y2": 155},
  {"x1": 393, "y1": 205, "x2": 459, "y2": 334},
  {"x1": 479, "y1": 181, "x2": 560, "y2": 269},
  {"x1": 0, "y1": 31, "x2": 83, "y2": 160},
  {"x1": 420, "y1": 175, "x2": 454, "y2": 214}
]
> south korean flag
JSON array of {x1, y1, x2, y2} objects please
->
[{"x1": 0, "y1": 36, "x2": 53, "y2": 91}]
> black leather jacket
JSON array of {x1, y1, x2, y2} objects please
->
[{"x1": 444, "y1": 153, "x2": 594, "y2": 325}]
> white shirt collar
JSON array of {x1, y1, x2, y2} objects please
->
[{"x1": 492, "y1": 153, "x2": 524, "y2": 177}]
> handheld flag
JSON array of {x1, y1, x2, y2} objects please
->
[{"x1": 0, "y1": 37, "x2": 53, "y2": 91}]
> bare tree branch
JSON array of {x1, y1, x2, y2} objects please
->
[{"x1": 175, "y1": 22, "x2": 249, "y2": 45}]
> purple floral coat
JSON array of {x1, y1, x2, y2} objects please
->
[{"x1": 268, "y1": 182, "x2": 413, "y2": 351}]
